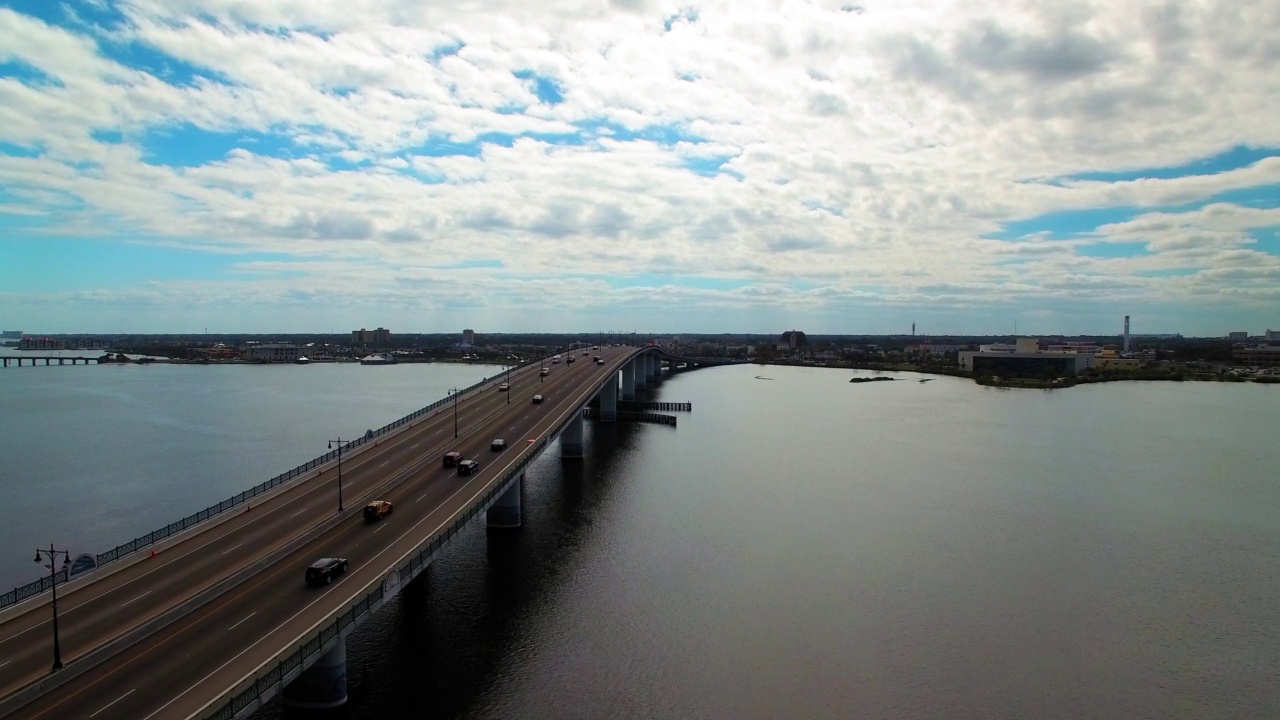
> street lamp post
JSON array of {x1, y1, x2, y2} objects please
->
[
  {"x1": 327, "y1": 438, "x2": 353, "y2": 511},
  {"x1": 448, "y1": 387, "x2": 460, "y2": 438},
  {"x1": 34, "y1": 545, "x2": 69, "y2": 671},
  {"x1": 506, "y1": 364, "x2": 511, "y2": 404}
]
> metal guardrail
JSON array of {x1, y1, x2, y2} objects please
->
[
  {"x1": 199, "y1": 359, "x2": 615, "y2": 720},
  {"x1": 1, "y1": 371, "x2": 507, "y2": 611}
]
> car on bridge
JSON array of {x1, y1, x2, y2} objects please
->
[
  {"x1": 490, "y1": 438, "x2": 507, "y2": 451},
  {"x1": 363, "y1": 500, "x2": 393, "y2": 522},
  {"x1": 457, "y1": 459, "x2": 480, "y2": 476},
  {"x1": 532, "y1": 394, "x2": 544, "y2": 404},
  {"x1": 305, "y1": 557, "x2": 349, "y2": 586},
  {"x1": 596, "y1": 359, "x2": 605, "y2": 365},
  {"x1": 443, "y1": 451, "x2": 463, "y2": 468},
  {"x1": 498, "y1": 382, "x2": 509, "y2": 391},
  {"x1": 566, "y1": 356, "x2": 575, "y2": 364},
  {"x1": 540, "y1": 367, "x2": 549, "y2": 376}
]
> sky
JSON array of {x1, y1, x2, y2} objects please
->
[{"x1": 1, "y1": 1, "x2": 1279, "y2": 337}]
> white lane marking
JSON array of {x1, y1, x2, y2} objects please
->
[
  {"x1": 417, "y1": 492, "x2": 429, "y2": 502},
  {"x1": 410, "y1": 443, "x2": 419, "y2": 449},
  {"x1": 380, "y1": 460, "x2": 389, "y2": 467},
  {"x1": 220, "y1": 542, "x2": 245, "y2": 556},
  {"x1": 373, "y1": 524, "x2": 386, "y2": 533},
  {"x1": 0, "y1": 660, "x2": 9, "y2": 669},
  {"x1": 119, "y1": 590, "x2": 152, "y2": 608},
  {"x1": 290, "y1": 506, "x2": 309, "y2": 518},
  {"x1": 91, "y1": 689, "x2": 136, "y2": 717},
  {"x1": 0, "y1": 619, "x2": 48, "y2": 645},
  {"x1": 227, "y1": 612, "x2": 257, "y2": 632}
]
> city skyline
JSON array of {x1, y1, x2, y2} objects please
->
[{"x1": 2, "y1": 1, "x2": 1279, "y2": 335}]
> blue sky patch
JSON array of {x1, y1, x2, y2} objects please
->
[
  {"x1": 428, "y1": 40, "x2": 465, "y2": 62},
  {"x1": 1064, "y1": 145, "x2": 1279, "y2": 183},
  {"x1": 663, "y1": 8, "x2": 700, "y2": 32},
  {"x1": 683, "y1": 155, "x2": 739, "y2": 178},
  {"x1": 139, "y1": 124, "x2": 293, "y2": 167},
  {"x1": 0, "y1": 237, "x2": 296, "y2": 292},
  {"x1": 987, "y1": 206, "x2": 1140, "y2": 241},
  {"x1": 0, "y1": 140, "x2": 43, "y2": 157},
  {"x1": 513, "y1": 69, "x2": 564, "y2": 105},
  {"x1": 101, "y1": 40, "x2": 232, "y2": 87},
  {"x1": 0, "y1": 59, "x2": 63, "y2": 87},
  {"x1": 1075, "y1": 241, "x2": 1149, "y2": 258}
]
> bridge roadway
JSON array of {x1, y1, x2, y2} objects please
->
[{"x1": 0, "y1": 346, "x2": 639, "y2": 719}]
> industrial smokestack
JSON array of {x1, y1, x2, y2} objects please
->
[{"x1": 1123, "y1": 315, "x2": 1131, "y2": 354}]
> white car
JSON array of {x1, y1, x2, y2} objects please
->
[
  {"x1": 498, "y1": 383, "x2": 509, "y2": 392},
  {"x1": 532, "y1": 394, "x2": 544, "y2": 404},
  {"x1": 490, "y1": 439, "x2": 507, "y2": 451}
]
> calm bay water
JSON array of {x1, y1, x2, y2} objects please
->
[{"x1": 2, "y1": 361, "x2": 1278, "y2": 718}]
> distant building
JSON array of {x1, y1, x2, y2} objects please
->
[
  {"x1": 906, "y1": 344, "x2": 966, "y2": 357},
  {"x1": 19, "y1": 336, "x2": 66, "y2": 350},
  {"x1": 1093, "y1": 350, "x2": 1141, "y2": 371},
  {"x1": 1233, "y1": 345, "x2": 1280, "y2": 367},
  {"x1": 958, "y1": 338, "x2": 1092, "y2": 377},
  {"x1": 1228, "y1": 331, "x2": 1249, "y2": 341},
  {"x1": 1, "y1": 330, "x2": 21, "y2": 339},
  {"x1": 780, "y1": 330, "x2": 807, "y2": 348},
  {"x1": 1266, "y1": 329, "x2": 1280, "y2": 341},
  {"x1": 462, "y1": 328, "x2": 476, "y2": 345},
  {"x1": 245, "y1": 343, "x2": 302, "y2": 363},
  {"x1": 352, "y1": 327, "x2": 391, "y2": 346}
]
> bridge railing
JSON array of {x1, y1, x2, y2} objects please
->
[
  {"x1": 200, "y1": 368, "x2": 607, "y2": 720},
  {"x1": 0, "y1": 369, "x2": 511, "y2": 611}
]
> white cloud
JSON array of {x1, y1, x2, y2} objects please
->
[{"x1": 1, "y1": 1, "x2": 1279, "y2": 332}]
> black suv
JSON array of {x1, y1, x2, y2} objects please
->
[
  {"x1": 442, "y1": 451, "x2": 463, "y2": 468},
  {"x1": 305, "y1": 557, "x2": 349, "y2": 586},
  {"x1": 457, "y1": 459, "x2": 480, "y2": 476}
]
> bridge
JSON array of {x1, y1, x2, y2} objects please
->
[{"x1": 0, "y1": 345, "x2": 702, "y2": 719}]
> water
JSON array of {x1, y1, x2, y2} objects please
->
[{"x1": 3, "y1": 363, "x2": 1279, "y2": 718}]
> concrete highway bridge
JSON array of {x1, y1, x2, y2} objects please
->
[{"x1": 0, "y1": 345, "x2": 705, "y2": 719}]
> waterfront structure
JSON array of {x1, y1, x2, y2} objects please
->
[
  {"x1": 1, "y1": 330, "x2": 21, "y2": 339},
  {"x1": 1093, "y1": 350, "x2": 1141, "y2": 371},
  {"x1": 958, "y1": 338, "x2": 1093, "y2": 377},
  {"x1": 1232, "y1": 345, "x2": 1280, "y2": 367},
  {"x1": 351, "y1": 327, "x2": 391, "y2": 346},
  {"x1": 18, "y1": 336, "x2": 66, "y2": 350},
  {"x1": 245, "y1": 343, "x2": 303, "y2": 363}
]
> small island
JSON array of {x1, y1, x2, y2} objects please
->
[{"x1": 849, "y1": 376, "x2": 895, "y2": 383}]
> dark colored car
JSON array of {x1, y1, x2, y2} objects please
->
[
  {"x1": 443, "y1": 451, "x2": 463, "y2": 468},
  {"x1": 305, "y1": 557, "x2": 349, "y2": 586},
  {"x1": 457, "y1": 459, "x2": 480, "y2": 476}
]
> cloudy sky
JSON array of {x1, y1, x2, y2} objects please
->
[{"x1": 1, "y1": 0, "x2": 1278, "y2": 336}]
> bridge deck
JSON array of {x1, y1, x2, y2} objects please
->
[{"x1": 0, "y1": 347, "x2": 649, "y2": 720}]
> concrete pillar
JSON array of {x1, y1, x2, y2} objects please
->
[
  {"x1": 646, "y1": 354, "x2": 657, "y2": 382},
  {"x1": 599, "y1": 378, "x2": 617, "y2": 422},
  {"x1": 635, "y1": 355, "x2": 648, "y2": 391},
  {"x1": 561, "y1": 413, "x2": 584, "y2": 458},
  {"x1": 487, "y1": 472, "x2": 523, "y2": 529},
  {"x1": 622, "y1": 360, "x2": 636, "y2": 401},
  {"x1": 283, "y1": 639, "x2": 347, "y2": 710}
]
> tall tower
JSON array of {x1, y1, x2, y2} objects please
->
[
  {"x1": 1123, "y1": 315, "x2": 1131, "y2": 354},
  {"x1": 912, "y1": 322, "x2": 916, "y2": 337}
]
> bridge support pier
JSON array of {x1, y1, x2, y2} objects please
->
[
  {"x1": 598, "y1": 380, "x2": 617, "y2": 422},
  {"x1": 561, "y1": 414, "x2": 584, "y2": 458},
  {"x1": 283, "y1": 638, "x2": 347, "y2": 710},
  {"x1": 646, "y1": 354, "x2": 657, "y2": 384},
  {"x1": 622, "y1": 360, "x2": 636, "y2": 401},
  {"x1": 487, "y1": 472, "x2": 523, "y2": 529},
  {"x1": 635, "y1": 355, "x2": 648, "y2": 392}
]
